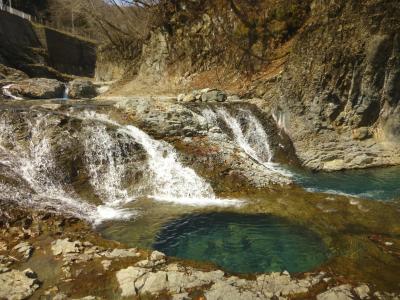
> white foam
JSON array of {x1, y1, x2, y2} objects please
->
[
  {"x1": 76, "y1": 111, "x2": 242, "y2": 207},
  {"x1": 150, "y1": 195, "x2": 243, "y2": 207},
  {"x1": 215, "y1": 108, "x2": 293, "y2": 179},
  {"x1": 2, "y1": 84, "x2": 23, "y2": 100},
  {"x1": 95, "y1": 206, "x2": 135, "y2": 224}
]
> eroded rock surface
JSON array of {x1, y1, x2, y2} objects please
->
[
  {"x1": 7, "y1": 78, "x2": 65, "y2": 99},
  {"x1": 0, "y1": 64, "x2": 29, "y2": 81},
  {"x1": 255, "y1": 0, "x2": 400, "y2": 171},
  {"x1": 177, "y1": 88, "x2": 227, "y2": 103},
  {"x1": 68, "y1": 79, "x2": 98, "y2": 99},
  {"x1": 0, "y1": 268, "x2": 40, "y2": 300}
]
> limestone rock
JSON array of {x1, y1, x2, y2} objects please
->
[
  {"x1": 68, "y1": 79, "x2": 97, "y2": 99},
  {"x1": 8, "y1": 78, "x2": 65, "y2": 99},
  {"x1": 138, "y1": 271, "x2": 168, "y2": 294},
  {"x1": 317, "y1": 284, "x2": 354, "y2": 300},
  {"x1": 150, "y1": 250, "x2": 166, "y2": 261},
  {"x1": 256, "y1": 272, "x2": 315, "y2": 297},
  {"x1": 352, "y1": 127, "x2": 371, "y2": 140},
  {"x1": 101, "y1": 260, "x2": 112, "y2": 271},
  {"x1": 354, "y1": 284, "x2": 370, "y2": 299},
  {"x1": 178, "y1": 89, "x2": 227, "y2": 103},
  {"x1": 205, "y1": 281, "x2": 259, "y2": 300},
  {"x1": 116, "y1": 267, "x2": 148, "y2": 297},
  {"x1": 13, "y1": 242, "x2": 33, "y2": 259},
  {"x1": 201, "y1": 89, "x2": 227, "y2": 102},
  {"x1": 104, "y1": 248, "x2": 139, "y2": 258},
  {"x1": 51, "y1": 239, "x2": 82, "y2": 256},
  {"x1": 0, "y1": 268, "x2": 40, "y2": 300}
]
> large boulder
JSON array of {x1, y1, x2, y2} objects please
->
[
  {"x1": 0, "y1": 64, "x2": 29, "y2": 81},
  {"x1": 8, "y1": 78, "x2": 65, "y2": 99},
  {"x1": 68, "y1": 79, "x2": 97, "y2": 99},
  {"x1": 177, "y1": 88, "x2": 227, "y2": 103},
  {"x1": 0, "y1": 268, "x2": 40, "y2": 300}
]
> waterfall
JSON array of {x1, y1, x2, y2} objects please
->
[
  {"x1": 2, "y1": 84, "x2": 23, "y2": 100},
  {"x1": 217, "y1": 108, "x2": 274, "y2": 164},
  {"x1": 204, "y1": 107, "x2": 293, "y2": 178},
  {"x1": 272, "y1": 110, "x2": 288, "y2": 133},
  {"x1": 0, "y1": 109, "x2": 240, "y2": 225},
  {"x1": 0, "y1": 116, "x2": 132, "y2": 224},
  {"x1": 201, "y1": 107, "x2": 219, "y2": 127},
  {"x1": 82, "y1": 123, "x2": 133, "y2": 207},
  {"x1": 81, "y1": 111, "x2": 240, "y2": 207},
  {"x1": 63, "y1": 84, "x2": 69, "y2": 100}
]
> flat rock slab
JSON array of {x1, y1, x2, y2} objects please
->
[{"x1": 0, "y1": 268, "x2": 40, "y2": 300}]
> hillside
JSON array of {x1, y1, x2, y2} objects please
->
[{"x1": 102, "y1": 0, "x2": 400, "y2": 171}]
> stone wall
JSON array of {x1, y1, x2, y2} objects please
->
[
  {"x1": 43, "y1": 28, "x2": 96, "y2": 77},
  {"x1": 0, "y1": 11, "x2": 96, "y2": 78}
]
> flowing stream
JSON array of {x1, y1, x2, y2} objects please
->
[
  {"x1": 0, "y1": 109, "x2": 240, "y2": 225},
  {"x1": 2, "y1": 84, "x2": 23, "y2": 100},
  {"x1": 63, "y1": 85, "x2": 69, "y2": 99},
  {"x1": 1, "y1": 102, "x2": 399, "y2": 280},
  {"x1": 203, "y1": 107, "x2": 293, "y2": 179}
]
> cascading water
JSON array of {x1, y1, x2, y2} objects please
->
[
  {"x1": 272, "y1": 109, "x2": 288, "y2": 133},
  {"x1": 120, "y1": 125, "x2": 221, "y2": 205},
  {"x1": 80, "y1": 111, "x2": 240, "y2": 206},
  {"x1": 0, "y1": 116, "x2": 120, "y2": 224},
  {"x1": 0, "y1": 109, "x2": 239, "y2": 226},
  {"x1": 217, "y1": 108, "x2": 274, "y2": 164},
  {"x1": 202, "y1": 107, "x2": 292, "y2": 179},
  {"x1": 2, "y1": 84, "x2": 23, "y2": 100},
  {"x1": 63, "y1": 84, "x2": 69, "y2": 100},
  {"x1": 82, "y1": 124, "x2": 133, "y2": 206}
]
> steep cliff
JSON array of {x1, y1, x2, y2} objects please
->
[
  {"x1": 260, "y1": 0, "x2": 400, "y2": 170},
  {"x1": 113, "y1": 0, "x2": 400, "y2": 171}
]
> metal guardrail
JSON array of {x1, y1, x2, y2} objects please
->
[
  {"x1": 0, "y1": 4, "x2": 31, "y2": 21},
  {"x1": 0, "y1": 3, "x2": 94, "y2": 41}
]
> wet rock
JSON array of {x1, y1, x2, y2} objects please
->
[
  {"x1": 68, "y1": 79, "x2": 98, "y2": 99},
  {"x1": 0, "y1": 268, "x2": 40, "y2": 300},
  {"x1": 8, "y1": 78, "x2": 65, "y2": 99},
  {"x1": 354, "y1": 285, "x2": 370, "y2": 299},
  {"x1": 317, "y1": 284, "x2": 354, "y2": 300},
  {"x1": 13, "y1": 241, "x2": 33, "y2": 259},
  {"x1": 51, "y1": 239, "x2": 82, "y2": 256}
]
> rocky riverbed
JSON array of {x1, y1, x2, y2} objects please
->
[
  {"x1": 0, "y1": 97, "x2": 399, "y2": 300},
  {"x1": 1, "y1": 201, "x2": 399, "y2": 300}
]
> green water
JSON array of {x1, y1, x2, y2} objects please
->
[
  {"x1": 153, "y1": 212, "x2": 329, "y2": 274},
  {"x1": 293, "y1": 166, "x2": 400, "y2": 201}
]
